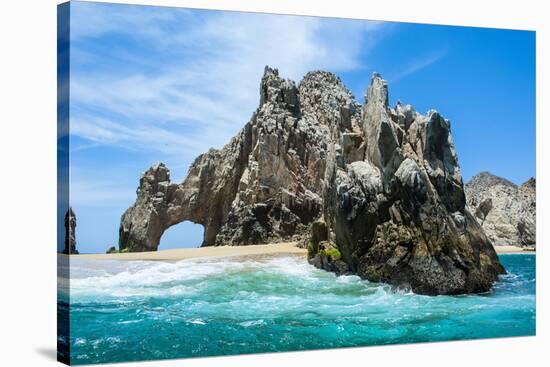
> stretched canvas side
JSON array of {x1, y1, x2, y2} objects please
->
[{"x1": 57, "y1": 2, "x2": 71, "y2": 365}]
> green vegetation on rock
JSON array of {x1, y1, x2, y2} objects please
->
[
  {"x1": 307, "y1": 242, "x2": 315, "y2": 256},
  {"x1": 318, "y1": 247, "x2": 341, "y2": 260}
]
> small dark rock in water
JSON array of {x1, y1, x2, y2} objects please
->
[
  {"x1": 106, "y1": 246, "x2": 118, "y2": 254},
  {"x1": 119, "y1": 66, "x2": 505, "y2": 295},
  {"x1": 63, "y1": 207, "x2": 79, "y2": 255}
]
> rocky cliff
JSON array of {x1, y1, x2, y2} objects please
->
[
  {"x1": 465, "y1": 172, "x2": 536, "y2": 246},
  {"x1": 119, "y1": 66, "x2": 505, "y2": 295}
]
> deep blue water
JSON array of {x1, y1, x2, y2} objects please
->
[{"x1": 66, "y1": 254, "x2": 535, "y2": 365}]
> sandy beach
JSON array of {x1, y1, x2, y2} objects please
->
[
  {"x1": 494, "y1": 245, "x2": 535, "y2": 254},
  {"x1": 77, "y1": 242, "x2": 306, "y2": 261},
  {"x1": 74, "y1": 242, "x2": 534, "y2": 261}
]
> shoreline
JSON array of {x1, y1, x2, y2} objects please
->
[
  {"x1": 75, "y1": 242, "x2": 306, "y2": 261},
  {"x1": 71, "y1": 242, "x2": 534, "y2": 261}
]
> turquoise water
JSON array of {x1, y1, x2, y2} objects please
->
[{"x1": 67, "y1": 254, "x2": 535, "y2": 364}]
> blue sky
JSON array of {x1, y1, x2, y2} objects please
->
[{"x1": 67, "y1": 1, "x2": 535, "y2": 253}]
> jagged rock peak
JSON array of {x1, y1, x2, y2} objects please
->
[
  {"x1": 300, "y1": 70, "x2": 346, "y2": 89},
  {"x1": 468, "y1": 171, "x2": 517, "y2": 188},
  {"x1": 298, "y1": 69, "x2": 361, "y2": 132},
  {"x1": 119, "y1": 66, "x2": 505, "y2": 295},
  {"x1": 259, "y1": 66, "x2": 299, "y2": 113},
  {"x1": 521, "y1": 177, "x2": 536, "y2": 191},
  {"x1": 365, "y1": 72, "x2": 389, "y2": 107}
]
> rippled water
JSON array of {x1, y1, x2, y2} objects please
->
[{"x1": 65, "y1": 254, "x2": 535, "y2": 364}]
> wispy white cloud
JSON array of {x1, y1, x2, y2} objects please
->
[
  {"x1": 69, "y1": 3, "x2": 388, "y2": 158},
  {"x1": 68, "y1": 3, "x2": 390, "y2": 213},
  {"x1": 389, "y1": 46, "x2": 448, "y2": 83},
  {"x1": 70, "y1": 178, "x2": 135, "y2": 207},
  {"x1": 70, "y1": 116, "x2": 208, "y2": 155},
  {"x1": 70, "y1": 2, "x2": 180, "y2": 41}
]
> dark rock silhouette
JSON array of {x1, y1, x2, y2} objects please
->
[
  {"x1": 119, "y1": 66, "x2": 505, "y2": 295},
  {"x1": 63, "y1": 207, "x2": 78, "y2": 255}
]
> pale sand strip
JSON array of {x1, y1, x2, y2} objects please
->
[
  {"x1": 74, "y1": 242, "x2": 533, "y2": 261},
  {"x1": 494, "y1": 245, "x2": 536, "y2": 254},
  {"x1": 76, "y1": 242, "x2": 306, "y2": 261}
]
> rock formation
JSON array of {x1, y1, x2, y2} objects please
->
[
  {"x1": 119, "y1": 66, "x2": 505, "y2": 295},
  {"x1": 63, "y1": 207, "x2": 78, "y2": 255},
  {"x1": 119, "y1": 67, "x2": 340, "y2": 251},
  {"x1": 316, "y1": 73, "x2": 504, "y2": 295},
  {"x1": 465, "y1": 172, "x2": 536, "y2": 246}
]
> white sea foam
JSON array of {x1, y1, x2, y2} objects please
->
[
  {"x1": 239, "y1": 319, "x2": 265, "y2": 327},
  {"x1": 69, "y1": 256, "x2": 327, "y2": 300},
  {"x1": 119, "y1": 319, "x2": 143, "y2": 325},
  {"x1": 66, "y1": 254, "x2": 535, "y2": 365},
  {"x1": 69, "y1": 254, "x2": 533, "y2": 321}
]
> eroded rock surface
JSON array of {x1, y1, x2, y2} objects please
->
[
  {"x1": 465, "y1": 172, "x2": 536, "y2": 246},
  {"x1": 317, "y1": 75, "x2": 504, "y2": 295},
  {"x1": 119, "y1": 66, "x2": 505, "y2": 295},
  {"x1": 119, "y1": 67, "x2": 349, "y2": 251}
]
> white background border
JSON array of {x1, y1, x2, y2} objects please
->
[{"x1": 0, "y1": 0, "x2": 547, "y2": 366}]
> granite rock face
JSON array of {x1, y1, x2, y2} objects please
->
[
  {"x1": 317, "y1": 74, "x2": 504, "y2": 295},
  {"x1": 119, "y1": 67, "x2": 505, "y2": 295},
  {"x1": 465, "y1": 172, "x2": 536, "y2": 246}
]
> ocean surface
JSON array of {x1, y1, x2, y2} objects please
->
[{"x1": 64, "y1": 253, "x2": 535, "y2": 364}]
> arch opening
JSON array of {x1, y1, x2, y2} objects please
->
[{"x1": 158, "y1": 221, "x2": 204, "y2": 250}]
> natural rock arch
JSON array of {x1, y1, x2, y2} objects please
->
[
  {"x1": 119, "y1": 67, "x2": 333, "y2": 251},
  {"x1": 118, "y1": 150, "x2": 250, "y2": 252}
]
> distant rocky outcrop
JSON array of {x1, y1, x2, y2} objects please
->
[
  {"x1": 119, "y1": 66, "x2": 505, "y2": 295},
  {"x1": 63, "y1": 207, "x2": 78, "y2": 255},
  {"x1": 465, "y1": 172, "x2": 536, "y2": 246}
]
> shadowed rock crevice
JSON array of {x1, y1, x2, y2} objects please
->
[{"x1": 119, "y1": 66, "x2": 505, "y2": 295}]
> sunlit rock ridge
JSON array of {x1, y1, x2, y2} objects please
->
[
  {"x1": 119, "y1": 66, "x2": 505, "y2": 295},
  {"x1": 465, "y1": 172, "x2": 536, "y2": 247}
]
